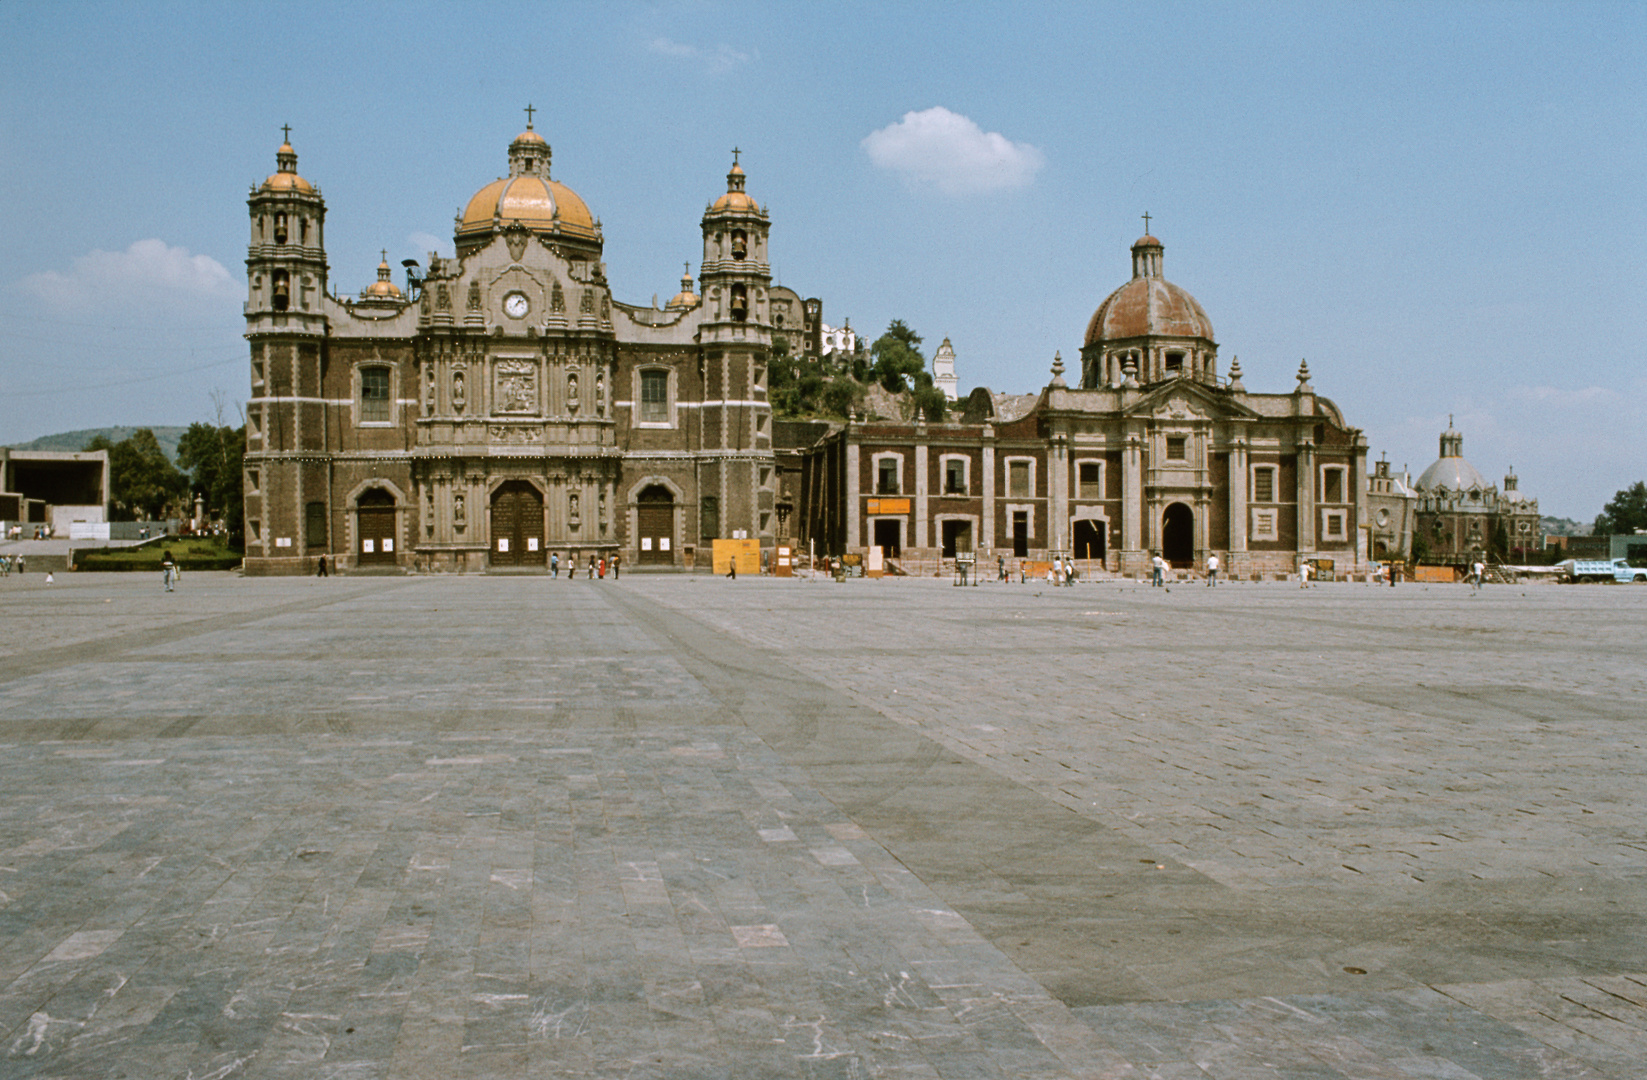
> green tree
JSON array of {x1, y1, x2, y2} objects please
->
[
  {"x1": 86, "y1": 428, "x2": 189, "y2": 521},
  {"x1": 909, "y1": 382, "x2": 949, "y2": 423},
  {"x1": 869, "y1": 319, "x2": 926, "y2": 393},
  {"x1": 176, "y1": 420, "x2": 247, "y2": 546},
  {"x1": 1592, "y1": 481, "x2": 1647, "y2": 535},
  {"x1": 820, "y1": 377, "x2": 866, "y2": 419}
]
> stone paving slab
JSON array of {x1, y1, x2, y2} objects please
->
[{"x1": 0, "y1": 571, "x2": 1643, "y2": 1078}]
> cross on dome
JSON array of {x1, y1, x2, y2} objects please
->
[
  {"x1": 1141, "y1": 211, "x2": 1151, "y2": 234},
  {"x1": 524, "y1": 103, "x2": 535, "y2": 129}
]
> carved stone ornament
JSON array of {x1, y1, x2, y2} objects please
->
[
  {"x1": 580, "y1": 288, "x2": 594, "y2": 315},
  {"x1": 493, "y1": 358, "x2": 537, "y2": 414},
  {"x1": 420, "y1": 290, "x2": 431, "y2": 316},
  {"x1": 453, "y1": 492, "x2": 466, "y2": 525},
  {"x1": 595, "y1": 371, "x2": 605, "y2": 416},
  {"x1": 437, "y1": 283, "x2": 450, "y2": 310},
  {"x1": 600, "y1": 295, "x2": 610, "y2": 321},
  {"x1": 551, "y1": 280, "x2": 565, "y2": 312},
  {"x1": 452, "y1": 369, "x2": 467, "y2": 413},
  {"x1": 488, "y1": 424, "x2": 542, "y2": 444},
  {"x1": 567, "y1": 371, "x2": 579, "y2": 413},
  {"x1": 568, "y1": 491, "x2": 580, "y2": 525},
  {"x1": 504, "y1": 225, "x2": 529, "y2": 263},
  {"x1": 467, "y1": 280, "x2": 482, "y2": 311}
]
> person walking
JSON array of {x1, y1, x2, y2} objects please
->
[
  {"x1": 588, "y1": 555, "x2": 596, "y2": 579},
  {"x1": 611, "y1": 553, "x2": 620, "y2": 579},
  {"x1": 161, "y1": 549, "x2": 177, "y2": 592},
  {"x1": 551, "y1": 552, "x2": 559, "y2": 578},
  {"x1": 1151, "y1": 553, "x2": 1166, "y2": 587},
  {"x1": 15, "y1": 554, "x2": 25, "y2": 575},
  {"x1": 1299, "y1": 561, "x2": 1312, "y2": 589},
  {"x1": 598, "y1": 557, "x2": 606, "y2": 579},
  {"x1": 997, "y1": 554, "x2": 1006, "y2": 582},
  {"x1": 1471, "y1": 558, "x2": 1485, "y2": 591},
  {"x1": 1205, "y1": 552, "x2": 1219, "y2": 587},
  {"x1": 317, "y1": 554, "x2": 328, "y2": 577}
]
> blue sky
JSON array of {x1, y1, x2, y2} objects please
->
[{"x1": 1, "y1": 1, "x2": 1641, "y2": 520}]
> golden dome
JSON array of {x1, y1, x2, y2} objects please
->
[
  {"x1": 512, "y1": 127, "x2": 548, "y2": 147},
  {"x1": 709, "y1": 155, "x2": 760, "y2": 213},
  {"x1": 262, "y1": 140, "x2": 314, "y2": 193},
  {"x1": 665, "y1": 264, "x2": 699, "y2": 310},
  {"x1": 361, "y1": 251, "x2": 403, "y2": 300},
  {"x1": 458, "y1": 176, "x2": 597, "y2": 237}
]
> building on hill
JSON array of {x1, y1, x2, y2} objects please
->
[
  {"x1": 241, "y1": 121, "x2": 825, "y2": 574},
  {"x1": 1412, "y1": 421, "x2": 1540, "y2": 564},
  {"x1": 781, "y1": 232, "x2": 1371, "y2": 577}
]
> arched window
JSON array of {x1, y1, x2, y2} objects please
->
[
  {"x1": 731, "y1": 229, "x2": 747, "y2": 260},
  {"x1": 730, "y1": 283, "x2": 748, "y2": 322},
  {"x1": 274, "y1": 212, "x2": 288, "y2": 244},
  {"x1": 271, "y1": 269, "x2": 290, "y2": 311}
]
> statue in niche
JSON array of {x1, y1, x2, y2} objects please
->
[
  {"x1": 420, "y1": 290, "x2": 430, "y2": 316},
  {"x1": 598, "y1": 486, "x2": 607, "y2": 524},
  {"x1": 600, "y1": 295, "x2": 610, "y2": 321},
  {"x1": 551, "y1": 280, "x2": 565, "y2": 312},
  {"x1": 452, "y1": 369, "x2": 467, "y2": 412},
  {"x1": 453, "y1": 491, "x2": 466, "y2": 525},
  {"x1": 437, "y1": 283, "x2": 450, "y2": 310},
  {"x1": 595, "y1": 371, "x2": 605, "y2": 416},
  {"x1": 424, "y1": 367, "x2": 435, "y2": 413},
  {"x1": 568, "y1": 490, "x2": 580, "y2": 524},
  {"x1": 467, "y1": 280, "x2": 481, "y2": 311},
  {"x1": 579, "y1": 288, "x2": 594, "y2": 315},
  {"x1": 567, "y1": 371, "x2": 579, "y2": 412}
]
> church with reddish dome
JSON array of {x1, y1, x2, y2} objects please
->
[
  {"x1": 241, "y1": 118, "x2": 822, "y2": 574},
  {"x1": 783, "y1": 228, "x2": 1372, "y2": 578}
]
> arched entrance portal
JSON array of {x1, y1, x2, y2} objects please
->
[
  {"x1": 490, "y1": 480, "x2": 545, "y2": 567},
  {"x1": 1161, "y1": 503, "x2": 1194, "y2": 568},
  {"x1": 1072, "y1": 519, "x2": 1106, "y2": 562},
  {"x1": 636, "y1": 485, "x2": 674, "y2": 564},
  {"x1": 356, "y1": 488, "x2": 397, "y2": 565}
]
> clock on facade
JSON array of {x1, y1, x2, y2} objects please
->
[{"x1": 503, "y1": 291, "x2": 529, "y2": 319}]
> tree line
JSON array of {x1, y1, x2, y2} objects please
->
[
  {"x1": 768, "y1": 318, "x2": 950, "y2": 423},
  {"x1": 85, "y1": 422, "x2": 244, "y2": 545}
]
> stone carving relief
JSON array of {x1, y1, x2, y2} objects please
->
[
  {"x1": 420, "y1": 290, "x2": 431, "y2": 316},
  {"x1": 453, "y1": 491, "x2": 466, "y2": 527},
  {"x1": 551, "y1": 280, "x2": 565, "y2": 312},
  {"x1": 504, "y1": 227, "x2": 529, "y2": 262},
  {"x1": 493, "y1": 358, "x2": 537, "y2": 414},
  {"x1": 487, "y1": 424, "x2": 542, "y2": 444},
  {"x1": 424, "y1": 367, "x2": 435, "y2": 414},
  {"x1": 568, "y1": 490, "x2": 580, "y2": 527},
  {"x1": 579, "y1": 288, "x2": 594, "y2": 315},
  {"x1": 599, "y1": 295, "x2": 610, "y2": 321},
  {"x1": 467, "y1": 280, "x2": 482, "y2": 311},
  {"x1": 452, "y1": 368, "x2": 466, "y2": 413},
  {"x1": 567, "y1": 371, "x2": 580, "y2": 413},
  {"x1": 595, "y1": 371, "x2": 606, "y2": 416},
  {"x1": 437, "y1": 283, "x2": 450, "y2": 310}
]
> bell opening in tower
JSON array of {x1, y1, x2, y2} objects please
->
[
  {"x1": 730, "y1": 283, "x2": 748, "y2": 322},
  {"x1": 731, "y1": 229, "x2": 747, "y2": 260}
]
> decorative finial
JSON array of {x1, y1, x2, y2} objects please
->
[
  {"x1": 524, "y1": 103, "x2": 535, "y2": 129},
  {"x1": 1050, "y1": 351, "x2": 1066, "y2": 388},
  {"x1": 1448, "y1": 412, "x2": 1454, "y2": 428},
  {"x1": 1297, "y1": 359, "x2": 1312, "y2": 382},
  {"x1": 1142, "y1": 211, "x2": 1151, "y2": 235},
  {"x1": 281, "y1": 123, "x2": 292, "y2": 144}
]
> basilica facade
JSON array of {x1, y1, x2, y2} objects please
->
[{"x1": 242, "y1": 122, "x2": 815, "y2": 574}]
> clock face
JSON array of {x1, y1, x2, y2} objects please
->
[{"x1": 503, "y1": 291, "x2": 529, "y2": 319}]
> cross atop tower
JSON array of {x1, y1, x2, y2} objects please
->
[
  {"x1": 524, "y1": 103, "x2": 535, "y2": 128},
  {"x1": 281, "y1": 123, "x2": 292, "y2": 143},
  {"x1": 1141, "y1": 211, "x2": 1151, "y2": 235},
  {"x1": 731, "y1": 146, "x2": 741, "y2": 166}
]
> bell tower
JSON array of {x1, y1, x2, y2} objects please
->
[
  {"x1": 243, "y1": 129, "x2": 330, "y2": 571},
  {"x1": 696, "y1": 150, "x2": 776, "y2": 551}
]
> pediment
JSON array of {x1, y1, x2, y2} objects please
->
[{"x1": 1122, "y1": 379, "x2": 1258, "y2": 420}]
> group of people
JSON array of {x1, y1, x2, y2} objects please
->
[
  {"x1": 549, "y1": 552, "x2": 619, "y2": 580},
  {"x1": 0, "y1": 553, "x2": 24, "y2": 576}
]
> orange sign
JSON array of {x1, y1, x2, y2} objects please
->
[{"x1": 866, "y1": 498, "x2": 911, "y2": 514}]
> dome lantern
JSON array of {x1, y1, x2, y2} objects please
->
[{"x1": 455, "y1": 112, "x2": 599, "y2": 260}]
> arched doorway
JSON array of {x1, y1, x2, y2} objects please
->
[
  {"x1": 356, "y1": 488, "x2": 398, "y2": 565},
  {"x1": 490, "y1": 480, "x2": 545, "y2": 567},
  {"x1": 1072, "y1": 519, "x2": 1106, "y2": 561},
  {"x1": 636, "y1": 485, "x2": 674, "y2": 564},
  {"x1": 1161, "y1": 503, "x2": 1194, "y2": 568}
]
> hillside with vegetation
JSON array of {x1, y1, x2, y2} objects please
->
[{"x1": 769, "y1": 319, "x2": 953, "y2": 423}]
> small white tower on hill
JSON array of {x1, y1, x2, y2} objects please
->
[{"x1": 932, "y1": 336, "x2": 958, "y2": 400}]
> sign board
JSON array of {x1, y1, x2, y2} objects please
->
[
  {"x1": 866, "y1": 498, "x2": 911, "y2": 515},
  {"x1": 774, "y1": 544, "x2": 793, "y2": 577},
  {"x1": 866, "y1": 545, "x2": 885, "y2": 578},
  {"x1": 711, "y1": 538, "x2": 761, "y2": 576},
  {"x1": 1310, "y1": 557, "x2": 1335, "y2": 582}
]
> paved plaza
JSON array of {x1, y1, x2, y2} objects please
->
[{"x1": 0, "y1": 570, "x2": 1644, "y2": 1079}]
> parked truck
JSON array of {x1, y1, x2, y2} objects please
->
[{"x1": 1559, "y1": 558, "x2": 1647, "y2": 583}]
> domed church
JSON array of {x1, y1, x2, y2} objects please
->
[
  {"x1": 242, "y1": 118, "x2": 822, "y2": 574},
  {"x1": 785, "y1": 228, "x2": 1372, "y2": 578},
  {"x1": 1413, "y1": 420, "x2": 1541, "y2": 563}
]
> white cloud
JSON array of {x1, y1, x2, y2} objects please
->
[
  {"x1": 407, "y1": 232, "x2": 453, "y2": 259},
  {"x1": 862, "y1": 107, "x2": 1045, "y2": 196},
  {"x1": 1508, "y1": 384, "x2": 1617, "y2": 408},
  {"x1": 647, "y1": 36, "x2": 752, "y2": 76},
  {"x1": 20, "y1": 239, "x2": 239, "y2": 311}
]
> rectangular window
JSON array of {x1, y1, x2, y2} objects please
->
[
  {"x1": 640, "y1": 370, "x2": 668, "y2": 423},
  {"x1": 1078, "y1": 462, "x2": 1102, "y2": 499},
  {"x1": 1322, "y1": 466, "x2": 1345, "y2": 503},
  {"x1": 1253, "y1": 466, "x2": 1275, "y2": 503},
  {"x1": 877, "y1": 459, "x2": 899, "y2": 495},
  {"x1": 944, "y1": 459, "x2": 966, "y2": 495},
  {"x1": 360, "y1": 367, "x2": 390, "y2": 423},
  {"x1": 1009, "y1": 461, "x2": 1031, "y2": 498},
  {"x1": 1166, "y1": 436, "x2": 1187, "y2": 460},
  {"x1": 700, "y1": 496, "x2": 719, "y2": 541},
  {"x1": 1323, "y1": 509, "x2": 1347, "y2": 540},
  {"x1": 1252, "y1": 509, "x2": 1277, "y2": 540}
]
